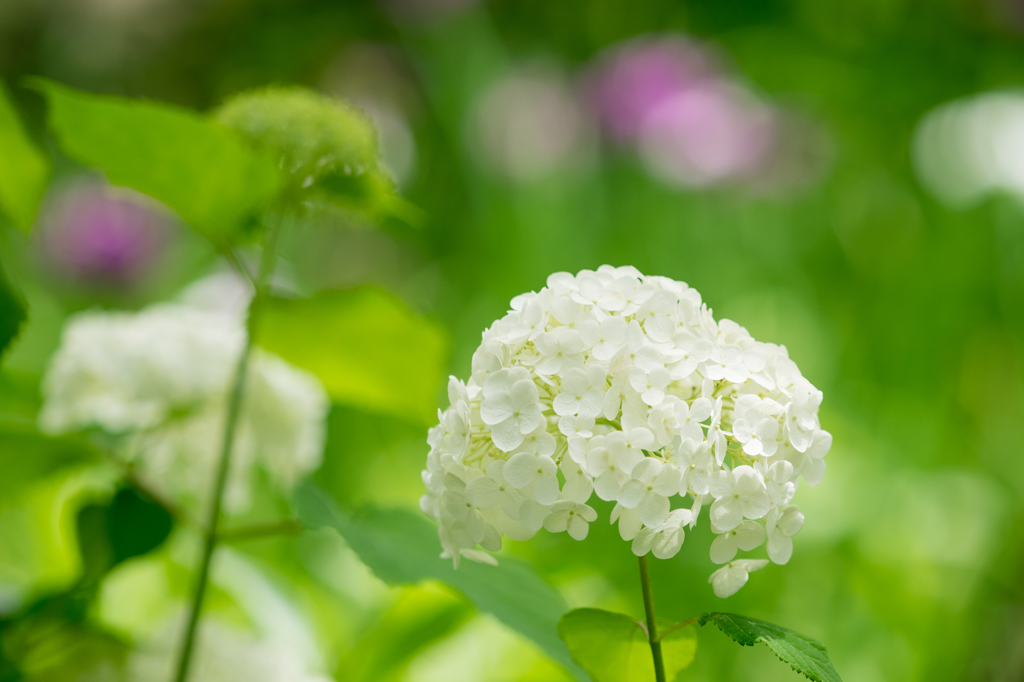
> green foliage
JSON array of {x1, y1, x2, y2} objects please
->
[
  {"x1": 215, "y1": 87, "x2": 378, "y2": 188},
  {"x1": 30, "y1": 79, "x2": 282, "y2": 243},
  {"x1": 255, "y1": 287, "x2": 449, "y2": 424},
  {"x1": 216, "y1": 86, "x2": 422, "y2": 227},
  {"x1": 2, "y1": 2, "x2": 1022, "y2": 680},
  {"x1": 0, "y1": 263, "x2": 26, "y2": 360},
  {"x1": 76, "y1": 488, "x2": 173, "y2": 581},
  {"x1": 0, "y1": 429, "x2": 100, "y2": 501},
  {"x1": 317, "y1": 168, "x2": 425, "y2": 228},
  {"x1": 0, "y1": 85, "x2": 50, "y2": 233},
  {"x1": 0, "y1": 485, "x2": 168, "y2": 681},
  {"x1": 293, "y1": 482, "x2": 586, "y2": 680},
  {"x1": 0, "y1": 610, "x2": 127, "y2": 682},
  {"x1": 699, "y1": 613, "x2": 842, "y2": 682},
  {"x1": 558, "y1": 608, "x2": 697, "y2": 682},
  {"x1": 336, "y1": 584, "x2": 473, "y2": 682}
]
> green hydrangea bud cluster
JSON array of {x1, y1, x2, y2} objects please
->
[{"x1": 216, "y1": 87, "x2": 379, "y2": 188}]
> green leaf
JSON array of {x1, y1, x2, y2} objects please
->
[
  {"x1": 255, "y1": 287, "x2": 448, "y2": 424},
  {"x1": 558, "y1": 609, "x2": 650, "y2": 682},
  {"x1": 0, "y1": 609, "x2": 128, "y2": 680},
  {"x1": 0, "y1": 85, "x2": 50, "y2": 233},
  {"x1": 76, "y1": 487, "x2": 173, "y2": 584},
  {"x1": 657, "y1": 622, "x2": 699, "y2": 680},
  {"x1": 293, "y1": 482, "x2": 586, "y2": 681},
  {"x1": 313, "y1": 164, "x2": 426, "y2": 228},
  {"x1": 0, "y1": 261, "x2": 26, "y2": 358},
  {"x1": 337, "y1": 584, "x2": 473, "y2": 682},
  {"x1": 0, "y1": 427, "x2": 100, "y2": 500},
  {"x1": 29, "y1": 79, "x2": 282, "y2": 243},
  {"x1": 699, "y1": 612, "x2": 843, "y2": 682},
  {"x1": 558, "y1": 608, "x2": 696, "y2": 682}
]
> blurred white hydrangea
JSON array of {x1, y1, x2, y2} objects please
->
[
  {"x1": 468, "y1": 64, "x2": 595, "y2": 182},
  {"x1": 127, "y1": 619, "x2": 332, "y2": 682},
  {"x1": 39, "y1": 300, "x2": 329, "y2": 514},
  {"x1": 912, "y1": 91, "x2": 1024, "y2": 207},
  {"x1": 421, "y1": 265, "x2": 830, "y2": 598}
]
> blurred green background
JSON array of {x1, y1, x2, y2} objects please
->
[{"x1": 2, "y1": 0, "x2": 1024, "y2": 680}]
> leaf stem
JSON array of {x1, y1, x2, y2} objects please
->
[
  {"x1": 171, "y1": 218, "x2": 282, "y2": 682},
  {"x1": 221, "y1": 247, "x2": 258, "y2": 293},
  {"x1": 655, "y1": 616, "x2": 700, "y2": 643},
  {"x1": 217, "y1": 519, "x2": 303, "y2": 543},
  {"x1": 638, "y1": 555, "x2": 667, "y2": 682}
]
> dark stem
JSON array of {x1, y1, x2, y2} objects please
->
[
  {"x1": 638, "y1": 555, "x2": 667, "y2": 682},
  {"x1": 171, "y1": 219, "x2": 282, "y2": 682}
]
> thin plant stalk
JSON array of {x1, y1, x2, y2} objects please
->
[
  {"x1": 217, "y1": 518, "x2": 302, "y2": 544},
  {"x1": 171, "y1": 219, "x2": 282, "y2": 682},
  {"x1": 638, "y1": 555, "x2": 667, "y2": 682}
]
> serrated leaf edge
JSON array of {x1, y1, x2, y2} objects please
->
[{"x1": 698, "y1": 612, "x2": 841, "y2": 682}]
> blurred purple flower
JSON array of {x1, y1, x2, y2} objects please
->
[
  {"x1": 589, "y1": 36, "x2": 715, "y2": 141},
  {"x1": 585, "y1": 33, "x2": 827, "y2": 192},
  {"x1": 638, "y1": 82, "x2": 776, "y2": 187},
  {"x1": 39, "y1": 180, "x2": 171, "y2": 284}
]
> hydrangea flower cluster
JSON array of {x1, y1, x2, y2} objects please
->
[
  {"x1": 421, "y1": 266, "x2": 831, "y2": 597},
  {"x1": 39, "y1": 302, "x2": 329, "y2": 515}
]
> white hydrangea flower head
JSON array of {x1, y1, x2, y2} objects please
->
[
  {"x1": 421, "y1": 265, "x2": 831, "y2": 597},
  {"x1": 39, "y1": 301, "x2": 329, "y2": 515}
]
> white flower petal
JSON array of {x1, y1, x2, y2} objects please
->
[
  {"x1": 638, "y1": 492, "x2": 670, "y2": 527},
  {"x1": 504, "y1": 453, "x2": 539, "y2": 488}
]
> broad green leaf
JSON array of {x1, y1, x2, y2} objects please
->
[
  {"x1": 558, "y1": 609, "x2": 650, "y2": 682},
  {"x1": 255, "y1": 287, "x2": 448, "y2": 424},
  {"x1": 0, "y1": 262, "x2": 26, "y2": 358},
  {"x1": 293, "y1": 482, "x2": 586, "y2": 680},
  {"x1": 558, "y1": 608, "x2": 696, "y2": 682},
  {"x1": 0, "y1": 426, "x2": 100, "y2": 500},
  {"x1": 0, "y1": 462, "x2": 118, "y2": 602},
  {"x1": 0, "y1": 85, "x2": 49, "y2": 233},
  {"x1": 76, "y1": 487, "x2": 173, "y2": 584},
  {"x1": 30, "y1": 79, "x2": 282, "y2": 243},
  {"x1": 699, "y1": 612, "x2": 842, "y2": 682}
]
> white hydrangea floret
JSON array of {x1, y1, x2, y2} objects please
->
[{"x1": 421, "y1": 266, "x2": 831, "y2": 597}]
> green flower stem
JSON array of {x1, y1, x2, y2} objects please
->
[
  {"x1": 172, "y1": 220, "x2": 282, "y2": 682},
  {"x1": 217, "y1": 518, "x2": 303, "y2": 544},
  {"x1": 638, "y1": 555, "x2": 667, "y2": 682}
]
